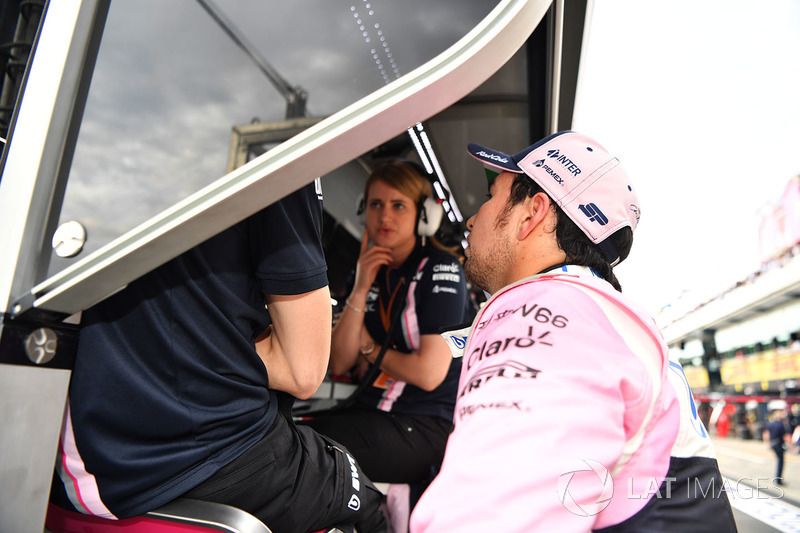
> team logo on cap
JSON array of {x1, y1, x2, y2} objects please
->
[
  {"x1": 546, "y1": 149, "x2": 582, "y2": 176},
  {"x1": 578, "y1": 203, "x2": 608, "y2": 225},
  {"x1": 477, "y1": 150, "x2": 508, "y2": 163},
  {"x1": 531, "y1": 159, "x2": 564, "y2": 185}
]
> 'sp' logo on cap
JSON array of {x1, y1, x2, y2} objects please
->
[{"x1": 578, "y1": 203, "x2": 609, "y2": 226}]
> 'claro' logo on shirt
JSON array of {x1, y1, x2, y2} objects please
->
[{"x1": 467, "y1": 326, "x2": 553, "y2": 371}]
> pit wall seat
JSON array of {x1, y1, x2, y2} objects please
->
[
  {"x1": 46, "y1": 499, "x2": 350, "y2": 533},
  {"x1": 46, "y1": 498, "x2": 271, "y2": 533}
]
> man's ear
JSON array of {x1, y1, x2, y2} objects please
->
[{"x1": 517, "y1": 192, "x2": 552, "y2": 240}]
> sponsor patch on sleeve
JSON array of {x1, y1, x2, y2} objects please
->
[{"x1": 442, "y1": 326, "x2": 471, "y2": 359}]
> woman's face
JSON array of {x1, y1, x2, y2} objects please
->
[{"x1": 365, "y1": 179, "x2": 417, "y2": 250}]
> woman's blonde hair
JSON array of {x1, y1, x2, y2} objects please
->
[
  {"x1": 365, "y1": 161, "x2": 433, "y2": 206},
  {"x1": 364, "y1": 160, "x2": 456, "y2": 254}
]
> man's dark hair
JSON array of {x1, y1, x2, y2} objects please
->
[{"x1": 504, "y1": 174, "x2": 633, "y2": 291}]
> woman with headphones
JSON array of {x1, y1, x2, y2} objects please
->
[{"x1": 305, "y1": 160, "x2": 471, "y2": 498}]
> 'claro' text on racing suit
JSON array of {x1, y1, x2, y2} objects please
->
[{"x1": 411, "y1": 265, "x2": 737, "y2": 532}]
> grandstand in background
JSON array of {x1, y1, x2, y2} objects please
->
[{"x1": 660, "y1": 175, "x2": 800, "y2": 437}]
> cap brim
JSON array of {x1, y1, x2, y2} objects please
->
[{"x1": 467, "y1": 143, "x2": 524, "y2": 174}]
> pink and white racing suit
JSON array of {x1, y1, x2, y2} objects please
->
[{"x1": 410, "y1": 266, "x2": 736, "y2": 532}]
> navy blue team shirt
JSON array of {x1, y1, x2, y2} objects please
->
[
  {"x1": 357, "y1": 245, "x2": 470, "y2": 420},
  {"x1": 56, "y1": 183, "x2": 327, "y2": 517}
]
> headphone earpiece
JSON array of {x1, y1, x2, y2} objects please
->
[
  {"x1": 358, "y1": 161, "x2": 444, "y2": 238},
  {"x1": 417, "y1": 196, "x2": 444, "y2": 237}
]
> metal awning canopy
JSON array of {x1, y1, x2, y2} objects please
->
[{"x1": 1, "y1": 0, "x2": 577, "y2": 319}]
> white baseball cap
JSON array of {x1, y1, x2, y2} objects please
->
[{"x1": 468, "y1": 130, "x2": 641, "y2": 265}]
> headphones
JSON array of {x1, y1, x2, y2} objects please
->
[
  {"x1": 416, "y1": 195, "x2": 444, "y2": 237},
  {"x1": 356, "y1": 161, "x2": 444, "y2": 238}
]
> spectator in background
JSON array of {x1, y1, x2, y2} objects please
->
[{"x1": 764, "y1": 409, "x2": 788, "y2": 484}]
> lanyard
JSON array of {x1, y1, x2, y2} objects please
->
[{"x1": 378, "y1": 270, "x2": 406, "y2": 331}]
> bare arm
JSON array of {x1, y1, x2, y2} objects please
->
[
  {"x1": 362, "y1": 333, "x2": 452, "y2": 391},
  {"x1": 330, "y1": 231, "x2": 392, "y2": 375},
  {"x1": 329, "y1": 288, "x2": 369, "y2": 375},
  {"x1": 256, "y1": 286, "x2": 332, "y2": 399}
]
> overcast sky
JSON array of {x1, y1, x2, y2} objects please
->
[
  {"x1": 55, "y1": 0, "x2": 800, "y2": 321},
  {"x1": 55, "y1": 0, "x2": 492, "y2": 273},
  {"x1": 573, "y1": 0, "x2": 800, "y2": 316}
]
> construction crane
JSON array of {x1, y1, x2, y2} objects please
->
[{"x1": 195, "y1": 0, "x2": 307, "y2": 119}]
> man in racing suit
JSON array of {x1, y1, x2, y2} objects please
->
[{"x1": 410, "y1": 131, "x2": 737, "y2": 532}]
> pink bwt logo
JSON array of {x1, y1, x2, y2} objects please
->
[{"x1": 557, "y1": 459, "x2": 614, "y2": 517}]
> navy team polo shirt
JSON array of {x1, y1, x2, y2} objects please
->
[
  {"x1": 358, "y1": 246, "x2": 470, "y2": 420},
  {"x1": 57, "y1": 182, "x2": 327, "y2": 517}
]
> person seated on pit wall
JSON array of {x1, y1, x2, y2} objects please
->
[
  {"x1": 50, "y1": 181, "x2": 386, "y2": 533},
  {"x1": 304, "y1": 161, "x2": 471, "y2": 506},
  {"x1": 410, "y1": 131, "x2": 737, "y2": 532}
]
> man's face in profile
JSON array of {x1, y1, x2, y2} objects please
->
[{"x1": 464, "y1": 172, "x2": 516, "y2": 294}]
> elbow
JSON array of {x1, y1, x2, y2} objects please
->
[
  {"x1": 284, "y1": 356, "x2": 328, "y2": 400},
  {"x1": 417, "y1": 381, "x2": 439, "y2": 393},
  {"x1": 417, "y1": 381, "x2": 437, "y2": 393},
  {"x1": 293, "y1": 382, "x2": 320, "y2": 400},
  {"x1": 293, "y1": 369, "x2": 326, "y2": 400},
  {"x1": 417, "y1": 372, "x2": 446, "y2": 393}
]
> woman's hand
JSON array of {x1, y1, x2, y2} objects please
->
[
  {"x1": 330, "y1": 234, "x2": 390, "y2": 376},
  {"x1": 352, "y1": 231, "x2": 393, "y2": 295}
]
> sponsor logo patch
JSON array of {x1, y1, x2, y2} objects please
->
[
  {"x1": 630, "y1": 204, "x2": 641, "y2": 222},
  {"x1": 532, "y1": 159, "x2": 564, "y2": 185},
  {"x1": 458, "y1": 401, "x2": 530, "y2": 420},
  {"x1": 433, "y1": 263, "x2": 460, "y2": 273},
  {"x1": 432, "y1": 285, "x2": 458, "y2": 294},
  {"x1": 467, "y1": 326, "x2": 553, "y2": 370},
  {"x1": 346, "y1": 453, "x2": 361, "y2": 492},
  {"x1": 477, "y1": 150, "x2": 509, "y2": 163},
  {"x1": 450, "y1": 335, "x2": 467, "y2": 350},
  {"x1": 578, "y1": 203, "x2": 609, "y2": 225},
  {"x1": 347, "y1": 494, "x2": 361, "y2": 511},
  {"x1": 546, "y1": 149, "x2": 582, "y2": 176},
  {"x1": 476, "y1": 302, "x2": 568, "y2": 331},
  {"x1": 459, "y1": 360, "x2": 541, "y2": 398}
]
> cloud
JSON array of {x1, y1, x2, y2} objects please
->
[{"x1": 56, "y1": 0, "x2": 496, "y2": 271}]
